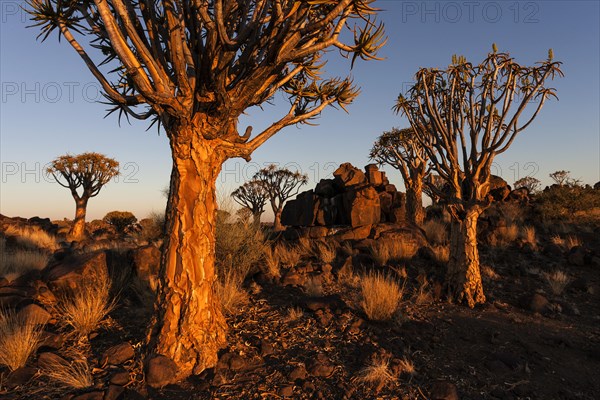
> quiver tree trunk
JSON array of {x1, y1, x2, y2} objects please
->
[
  {"x1": 273, "y1": 206, "x2": 284, "y2": 232},
  {"x1": 69, "y1": 197, "x2": 88, "y2": 240},
  {"x1": 252, "y1": 212, "x2": 262, "y2": 228},
  {"x1": 446, "y1": 206, "x2": 486, "y2": 308},
  {"x1": 148, "y1": 132, "x2": 227, "y2": 379},
  {"x1": 405, "y1": 182, "x2": 425, "y2": 226}
]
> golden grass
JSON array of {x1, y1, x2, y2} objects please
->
[
  {"x1": 481, "y1": 265, "x2": 500, "y2": 280},
  {"x1": 422, "y1": 219, "x2": 448, "y2": 245},
  {"x1": 55, "y1": 275, "x2": 115, "y2": 339},
  {"x1": 216, "y1": 269, "x2": 248, "y2": 316},
  {"x1": 276, "y1": 244, "x2": 302, "y2": 268},
  {"x1": 263, "y1": 246, "x2": 281, "y2": 279},
  {"x1": 544, "y1": 270, "x2": 570, "y2": 295},
  {"x1": 493, "y1": 223, "x2": 519, "y2": 247},
  {"x1": 413, "y1": 281, "x2": 434, "y2": 305},
  {"x1": 360, "y1": 272, "x2": 404, "y2": 321},
  {"x1": 357, "y1": 356, "x2": 396, "y2": 389},
  {"x1": 521, "y1": 225, "x2": 537, "y2": 249},
  {"x1": 314, "y1": 241, "x2": 337, "y2": 264},
  {"x1": 3, "y1": 225, "x2": 59, "y2": 251},
  {"x1": 40, "y1": 352, "x2": 93, "y2": 388},
  {"x1": 0, "y1": 237, "x2": 50, "y2": 277},
  {"x1": 551, "y1": 235, "x2": 582, "y2": 251},
  {"x1": 286, "y1": 307, "x2": 304, "y2": 322},
  {"x1": 369, "y1": 240, "x2": 414, "y2": 266},
  {"x1": 297, "y1": 236, "x2": 313, "y2": 255},
  {"x1": 0, "y1": 309, "x2": 44, "y2": 371}
]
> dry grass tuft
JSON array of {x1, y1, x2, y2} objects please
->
[
  {"x1": 0, "y1": 309, "x2": 44, "y2": 371},
  {"x1": 276, "y1": 244, "x2": 302, "y2": 268},
  {"x1": 521, "y1": 226, "x2": 537, "y2": 249},
  {"x1": 216, "y1": 269, "x2": 248, "y2": 316},
  {"x1": 369, "y1": 240, "x2": 413, "y2": 266},
  {"x1": 493, "y1": 224, "x2": 519, "y2": 247},
  {"x1": 263, "y1": 246, "x2": 281, "y2": 279},
  {"x1": 422, "y1": 219, "x2": 448, "y2": 245},
  {"x1": 413, "y1": 281, "x2": 434, "y2": 305},
  {"x1": 314, "y1": 241, "x2": 337, "y2": 264},
  {"x1": 0, "y1": 237, "x2": 50, "y2": 277},
  {"x1": 286, "y1": 307, "x2": 304, "y2": 322},
  {"x1": 360, "y1": 272, "x2": 404, "y2": 321},
  {"x1": 297, "y1": 236, "x2": 313, "y2": 255},
  {"x1": 41, "y1": 351, "x2": 93, "y2": 388},
  {"x1": 544, "y1": 270, "x2": 570, "y2": 295},
  {"x1": 481, "y1": 265, "x2": 500, "y2": 280},
  {"x1": 357, "y1": 356, "x2": 396, "y2": 390},
  {"x1": 397, "y1": 357, "x2": 416, "y2": 376},
  {"x1": 551, "y1": 235, "x2": 582, "y2": 251},
  {"x1": 55, "y1": 275, "x2": 116, "y2": 339},
  {"x1": 3, "y1": 225, "x2": 59, "y2": 251},
  {"x1": 431, "y1": 245, "x2": 450, "y2": 264}
]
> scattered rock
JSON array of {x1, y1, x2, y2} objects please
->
[
  {"x1": 102, "y1": 342, "x2": 135, "y2": 366},
  {"x1": 6, "y1": 367, "x2": 37, "y2": 389},
  {"x1": 37, "y1": 351, "x2": 67, "y2": 369},
  {"x1": 279, "y1": 385, "x2": 294, "y2": 397},
  {"x1": 104, "y1": 385, "x2": 126, "y2": 400},
  {"x1": 568, "y1": 246, "x2": 586, "y2": 266},
  {"x1": 430, "y1": 380, "x2": 459, "y2": 400},
  {"x1": 43, "y1": 251, "x2": 109, "y2": 290},
  {"x1": 289, "y1": 364, "x2": 308, "y2": 381},
  {"x1": 17, "y1": 303, "x2": 52, "y2": 325},
  {"x1": 110, "y1": 370, "x2": 131, "y2": 386},
  {"x1": 145, "y1": 355, "x2": 178, "y2": 388},
  {"x1": 519, "y1": 293, "x2": 549, "y2": 314},
  {"x1": 38, "y1": 331, "x2": 64, "y2": 350},
  {"x1": 72, "y1": 391, "x2": 104, "y2": 400}
]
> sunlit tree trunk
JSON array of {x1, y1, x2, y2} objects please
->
[
  {"x1": 273, "y1": 210, "x2": 284, "y2": 232},
  {"x1": 148, "y1": 128, "x2": 227, "y2": 379},
  {"x1": 405, "y1": 181, "x2": 424, "y2": 226},
  {"x1": 69, "y1": 197, "x2": 88, "y2": 240},
  {"x1": 447, "y1": 206, "x2": 486, "y2": 308}
]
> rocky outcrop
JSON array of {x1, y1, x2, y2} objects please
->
[{"x1": 282, "y1": 163, "x2": 405, "y2": 228}]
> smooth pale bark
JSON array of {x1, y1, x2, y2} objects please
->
[
  {"x1": 148, "y1": 132, "x2": 227, "y2": 379},
  {"x1": 405, "y1": 182, "x2": 424, "y2": 226},
  {"x1": 69, "y1": 197, "x2": 88, "y2": 240},
  {"x1": 446, "y1": 206, "x2": 486, "y2": 308}
]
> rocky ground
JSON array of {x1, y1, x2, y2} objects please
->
[{"x1": 1, "y1": 206, "x2": 599, "y2": 400}]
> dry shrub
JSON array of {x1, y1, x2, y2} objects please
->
[
  {"x1": 369, "y1": 240, "x2": 413, "y2": 266},
  {"x1": 314, "y1": 241, "x2": 337, "y2": 264},
  {"x1": 422, "y1": 219, "x2": 448, "y2": 245},
  {"x1": 216, "y1": 269, "x2": 249, "y2": 316},
  {"x1": 55, "y1": 275, "x2": 115, "y2": 339},
  {"x1": 297, "y1": 236, "x2": 313, "y2": 255},
  {"x1": 0, "y1": 237, "x2": 50, "y2": 277},
  {"x1": 360, "y1": 272, "x2": 404, "y2": 321},
  {"x1": 3, "y1": 225, "x2": 59, "y2": 251},
  {"x1": 0, "y1": 309, "x2": 44, "y2": 371},
  {"x1": 357, "y1": 355, "x2": 396, "y2": 390},
  {"x1": 41, "y1": 351, "x2": 93, "y2": 388},
  {"x1": 276, "y1": 244, "x2": 302, "y2": 268},
  {"x1": 544, "y1": 270, "x2": 570, "y2": 295}
]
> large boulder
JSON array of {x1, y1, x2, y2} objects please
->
[
  {"x1": 281, "y1": 190, "x2": 317, "y2": 227},
  {"x1": 342, "y1": 186, "x2": 381, "y2": 227},
  {"x1": 364, "y1": 164, "x2": 386, "y2": 187},
  {"x1": 333, "y1": 163, "x2": 367, "y2": 189},
  {"x1": 42, "y1": 251, "x2": 108, "y2": 290},
  {"x1": 488, "y1": 175, "x2": 511, "y2": 201}
]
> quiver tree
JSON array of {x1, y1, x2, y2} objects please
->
[
  {"x1": 514, "y1": 176, "x2": 541, "y2": 194},
  {"x1": 231, "y1": 179, "x2": 268, "y2": 226},
  {"x1": 27, "y1": 0, "x2": 385, "y2": 379},
  {"x1": 254, "y1": 165, "x2": 308, "y2": 231},
  {"x1": 395, "y1": 48, "x2": 563, "y2": 307},
  {"x1": 47, "y1": 153, "x2": 119, "y2": 240},
  {"x1": 423, "y1": 173, "x2": 445, "y2": 206},
  {"x1": 370, "y1": 127, "x2": 429, "y2": 225}
]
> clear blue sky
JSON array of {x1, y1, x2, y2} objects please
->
[{"x1": 1, "y1": 1, "x2": 599, "y2": 220}]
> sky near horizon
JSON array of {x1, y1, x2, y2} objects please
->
[{"x1": 0, "y1": 1, "x2": 599, "y2": 221}]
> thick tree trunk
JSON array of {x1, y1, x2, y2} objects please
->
[
  {"x1": 252, "y1": 211, "x2": 262, "y2": 227},
  {"x1": 406, "y1": 183, "x2": 424, "y2": 226},
  {"x1": 69, "y1": 197, "x2": 88, "y2": 240},
  {"x1": 446, "y1": 206, "x2": 486, "y2": 308},
  {"x1": 273, "y1": 210, "x2": 284, "y2": 231},
  {"x1": 148, "y1": 137, "x2": 227, "y2": 380}
]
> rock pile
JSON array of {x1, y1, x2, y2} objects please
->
[{"x1": 282, "y1": 163, "x2": 406, "y2": 228}]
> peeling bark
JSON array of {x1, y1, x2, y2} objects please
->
[
  {"x1": 446, "y1": 206, "x2": 486, "y2": 308},
  {"x1": 405, "y1": 183, "x2": 424, "y2": 226},
  {"x1": 69, "y1": 197, "x2": 88, "y2": 240},
  {"x1": 148, "y1": 131, "x2": 227, "y2": 380}
]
